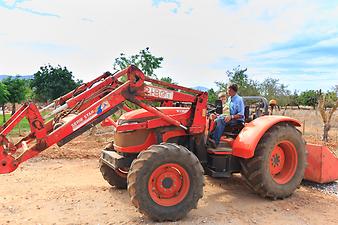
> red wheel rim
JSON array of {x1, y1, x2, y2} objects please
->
[
  {"x1": 148, "y1": 163, "x2": 190, "y2": 207},
  {"x1": 269, "y1": 141, "x2": 298, "y2": 184}
]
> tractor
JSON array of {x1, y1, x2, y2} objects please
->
[{"x1": 1, "y1": 65, "x2": 337, "y2": 221}]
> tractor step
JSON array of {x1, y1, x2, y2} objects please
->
[
  {"x1": 206, "y1": 154, "x2": 241, "y2": 178},
  {"x1": 207, "y1": 146, "x2": 232, "y2": 155},
  {"x1": 205, "y1": 167, "x2": 232, "y2": 178}
]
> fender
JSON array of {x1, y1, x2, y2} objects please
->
[{"x1": 232, "y1": 116, "x2": 301, "y2": 159}]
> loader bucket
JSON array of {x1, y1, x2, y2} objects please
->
[{"x1": 304, "y1": 144, "x2": 338, "y2": 184}]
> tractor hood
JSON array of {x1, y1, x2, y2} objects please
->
[{"x1": 118, "y1": 107, "x2": 190, "y2": 125}]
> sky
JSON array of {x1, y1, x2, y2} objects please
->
[{"x1": 0, "y1": 0, "x2": 338, "y2": 92}]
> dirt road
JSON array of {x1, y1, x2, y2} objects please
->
[{"x1": 1, "y1": 158, "x2": 337, "y2": 225}]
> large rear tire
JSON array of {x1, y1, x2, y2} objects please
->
[
  {"x1": 240, "y1": 123, "x2": 306, "y2": 199},
  {"x1": 127, "y1": 143, "x2": 204, "y2": 221}
]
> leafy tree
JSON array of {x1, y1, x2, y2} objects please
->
[
  {"x1": 259, "y1": 78, "x2": 291, "y2": 106},
  {"x1": 0, "y1": 82, "x2": 9, "y2": 123},
  {"x1": 113, "y1": 47, "x2": 163, "y2": 78},
  {"x1": 298, "y1": 90, "x2": 320, "y2": 109},
  {"x1": 207, "y1": 88, "x2": 218, "y2": 104},
  {"x1": 216, "y1": 66, "x2": 260, "y2": 96},
  {"x1": 31, "y1": 65, "x2": 82, "y2": 102},
  {"x1": 2, "y1": 77, "x2": 28, "y2": 115}
]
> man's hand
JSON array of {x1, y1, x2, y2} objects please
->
[{"x1": 224, "y1": 115, "x2": 231, "y2": 122}]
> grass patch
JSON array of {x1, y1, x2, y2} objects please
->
[{"x1": 0, "y1": 114, "x2": 31, "y2": 135}]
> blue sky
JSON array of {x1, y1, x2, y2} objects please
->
[{"x1": 0, "y1": 0, "x2": 337, "y2": 92}]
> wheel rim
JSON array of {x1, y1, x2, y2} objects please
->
[
  {"x1": 148, "y1": 163, "x2": 190, "y2": 207},
  {"x1": 269, "y1": 140, "x2": 298, "y2": 184}
]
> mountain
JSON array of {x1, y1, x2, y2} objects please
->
[
  {"x1": 193, "y1": 86, "x2": 209, "y2": 92},
  {"x1": 0, "y1": 75, "x2": 33, "y2": 80}
]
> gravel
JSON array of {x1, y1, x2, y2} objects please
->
[{"x1": 302, "y1": 180, "x2": 338, "y2": 197}]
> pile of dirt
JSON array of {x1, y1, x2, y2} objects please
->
[{"x1": 40, "y1": 130, "x2": 114, "y2": 159}]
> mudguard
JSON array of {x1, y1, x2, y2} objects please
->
[{"x1": 232, "y1": 116, "x2": 301, "y2": 159}]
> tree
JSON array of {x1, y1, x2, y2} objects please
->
[
  {"x1": 160, "y1": 76, "x2": 176, "y2": 84},
  {"x1": 2, "y1": 77, "x2": 28, "y2": 115},
  {"x1": 31, "y1": 65, "x2": 82, "y2": 102},
  {"x1": 113, "y1": 47, "x2": 163, "y2": 78},
  {"x1": 298, "y1": 90, "x2": 320, "y2": 109},
  {"x1": 0, "y1": 82, "x2": 9, "y2": 123},
  {"x1": 259, "y1": 78, "x2": 291, "y2": 106},
  {"x1": 207, "y1": 88, "x2": 217, "y2": 104},
  {"x1": 216, "y1": 66, "x2": 260, "y2": 96},
  {"x1": 318, "y1": 94, "x2": 338, "y2": 142}
]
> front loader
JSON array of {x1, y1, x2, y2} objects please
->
[{"x1": 1, "y1": 65, "x2": 337, "y2": 221}]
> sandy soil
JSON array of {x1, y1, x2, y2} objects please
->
[
  {"x1": 1, "y1": 157, "x2": 337, "y2": 225},
  {"x1": 1, "y1": 120, "x2": 338, "y2": 225}
]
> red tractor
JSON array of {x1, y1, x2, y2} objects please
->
[{"x1": 1, "y1": 65, "x2": 336, "y2": 221}]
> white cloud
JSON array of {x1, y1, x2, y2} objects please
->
[{"x1": 0, "y1": 0, "x2": 337, "y2": 91}]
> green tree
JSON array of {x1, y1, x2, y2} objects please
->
[
  {"x1": 0, "y1": 82, "x2": 9, "y2": 123},
  {"x1": 298, "y1": 90, "x2": 320, "y2": 109},
  {"x1": 2, "y1": 77, "x2": 28, "y2": 115},
  {"x1": 259, "y1": 78, "x2": 291, "y2": 106},
  {"x1": 216, "y1": 66, "x2": 260, "y2": 96},
  {"x1": 207, "y1": 88, "x2": 217, "y2": 104},
  {"x1": 31, "y1": 65, "x2": 82, "y2": 102},
  {"x1": 113, "y1": 47, "x2": 163, "y2": 78}
]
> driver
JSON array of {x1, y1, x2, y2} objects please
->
[{"x1": 210, "y1": 84, "x2": 245, "y2": 147}]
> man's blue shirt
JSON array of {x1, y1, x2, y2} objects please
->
[{"x1": 228, "y1": 94, "x2": 245, "y2": 121}]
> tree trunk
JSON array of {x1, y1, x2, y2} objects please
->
[
  {"x1": 322, "y1": 123, "x2": 330, "y2": 142},
  {"x1": 11, "y1": 103, "x2": 16, "y2": 116},
  {"x1": 1, "y1": 104, "x2": 6, "y2": 123}
]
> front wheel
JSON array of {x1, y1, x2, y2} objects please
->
[
  {"x1": 240, "y1": 123, "x2": 307, "y2": 199},
  {"x1": 127, "y1": 143, "x2": 204, "y2": 221}
]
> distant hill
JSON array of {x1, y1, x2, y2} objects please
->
[
  {"x1": 193, "y1": 86, "x2": 209, "y2": 92},
  {"x1": 0, "y1": 75, "x2": 33, "y2": 80}
]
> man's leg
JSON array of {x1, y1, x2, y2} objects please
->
[{"x1": 212, "y1": 116, "x2": 227, "y2": 145}]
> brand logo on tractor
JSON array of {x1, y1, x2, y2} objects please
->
[{"x1": 144, "y1": 86, "x2": 174, "y2": 100}]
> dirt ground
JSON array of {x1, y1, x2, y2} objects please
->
[
  {"x1": 1, "y1": 158, "x2": 337, "y2": 225},
  {"x1": 1, "y1": 131, "x2": 337, "y2": 225}
]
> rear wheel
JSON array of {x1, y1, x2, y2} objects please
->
[
  {"x1": 127, "y1": 143, "x2": 204, "y2": 221},
  {"x1": 240, "y1": 123, "x2": 306, "y2": 199}
]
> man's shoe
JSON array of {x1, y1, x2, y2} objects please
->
[{"x1": 207, "y1": 138, "x2": 217, "y2": 148}]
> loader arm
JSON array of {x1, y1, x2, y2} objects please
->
[{"x1": 0, "y1": 65, "x2": 207, "y2": 174}]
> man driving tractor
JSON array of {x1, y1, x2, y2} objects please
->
[{"x1": 210, "y1": 83, "x2": 245, "y2": 147}]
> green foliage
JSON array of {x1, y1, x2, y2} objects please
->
[
  {"x1": 298, "y1": 90, "x2": 320, "y2": 108},
  {"x1": 207, "y1": 88, "x2": 217, "y2": 104},
  {"x1": 324, "y1": 91, "x2": 338, "y2": 108},
  {"x1": 0, "y1": 81, "x2": 9, "y2": 106},
  {"x1": 259, "y1": 78, "x2": 291, "y2": 106},
  {"x1": 160, "y1": 76, "x2": 177, "y2": 84},
  {"x1": 0, "y1": 81, "x2": 9, "y2": 123},
  {"x1": 113, "y1": 47, "x2": 163, "y2": 78},
  {"x1": 31, "y1": 65, "x2": 82, "y2": 102},
  {"x1": 216, "y1": 66, "x2": 260, "y2": 96},
  {"x1": 2, "y1": 77, "x2": 27, "y2": 104}
]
